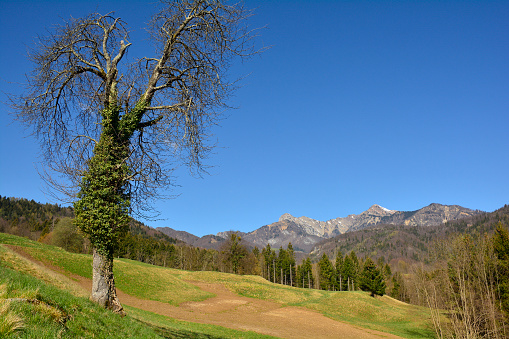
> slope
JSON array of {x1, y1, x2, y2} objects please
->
[{"x1": 0, "y1": 232, "x2": 434, "y2": 338}]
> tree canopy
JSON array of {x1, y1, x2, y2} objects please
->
[{"x1": 13, "y1": 1, "x2": 260, "y2": 215}]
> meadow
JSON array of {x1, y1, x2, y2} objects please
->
[{"x1": 0, "y1": 232, "x2": 434, "y2": 338}]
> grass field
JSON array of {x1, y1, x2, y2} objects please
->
[{"x1": 0, "y1": 232, "x2": 435, "y2": 338}]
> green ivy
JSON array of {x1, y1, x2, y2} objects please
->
[{"x1": 74, "y1": 104, "x2": 138, "y2": 258}]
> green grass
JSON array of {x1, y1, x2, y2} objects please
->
[
  {"x1": 0, "y1": 265, "x2": 161, "y2": 338},
  {"x1": 0, "y1": 234, "x2": 282, "y2": 339},
  {"x1": 300, "y1": 292, "x2": 433, "y2": 338},
  {"x1": 0, "y1": 232, "x2": 435, "y2": 338},
  {"x1": 0, "y1": 264, "x2": 277, "y2": 339},
  {"x1": 0, "y1": 233, "x2": 213, "y2": 305},
  {"x1": 114, "y1": 259, "x2": 214, "y2": 305}
]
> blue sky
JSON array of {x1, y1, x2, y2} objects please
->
[{"x1": 1, "y1": 0, "x2": 508, "y2": 237}]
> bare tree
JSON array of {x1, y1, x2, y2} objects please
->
[
  {"x1": 11, "y1": 0, "x2": 262, "y2": 314},
  {"x1": 412, "y1": 235, "x2": 507, "y2": 339}
]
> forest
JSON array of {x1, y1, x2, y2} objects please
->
[{"x1": 1, "y1": 195, "x2": 508, "y2": 338}]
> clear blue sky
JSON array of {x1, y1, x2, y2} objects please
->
[{"x1": 1, "y1": 0, "x2": 508, "y2": 237}]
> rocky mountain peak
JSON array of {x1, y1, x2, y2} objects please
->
[
  {"x1": 365, "y1": 204, "x2": 395, "y2": 215},
  {"x1": 279, "y1": 213, "x2": 296, "y2": 222},
  {"x1": 160, "y1": 203, "x2": 483, "y2": 254}
]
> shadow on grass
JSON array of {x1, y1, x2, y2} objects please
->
[
  {"x1": 402, "y1": 327, "x2": 435, "y2": 339},
  {"x1": 134, "y1": 319, "x2": 224, "y2": 339}
]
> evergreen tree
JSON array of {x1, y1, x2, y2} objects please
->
[
  {"x1": 335, "y1": 250, "x2": 344, "y2": 291},
  {"x1": 262, "y1": 244, "x2": 276, "y2": 283},
  {"x1": 220, "y1": 232, "x2": 248, "y2": 274},
  {"x1": 389, "y1": 272, "x2": 408, "y2": 302},
  {"x1": 287, "y1": 243, "x2": 296, "y2": 286},
  {"x1": 253, "y1": 246, "x2": 260, "y2": 258},
  {"x1": 350, "y1": 251, "x2": 360, "y2": 289},
  {"x1": 299, "y1": 258, "x2": 314, "y2": 288},
  {"x1": 318, "y1": 253, "x2": 335, "y2": 290},
  {"x1": 493, "y1": 222, "x2": 509, "y2": 316},
  {"x1": 278, "y1": 246, "x2": 286, "y2": 284},
  {"x1": 359, "y1": 257, "x2": 386, "y2": 297},
  {"x1": 51, "y1": 217, "x2": 84, "y2": 253},
  {"x1": 383, "y1": 263, "x2": 392, "y2": 280},
  {"x1": 342, "y1": 255, "x2": 355, "y2": 291}
]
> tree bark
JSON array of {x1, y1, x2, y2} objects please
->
[{"x1": 92, "y1": 248, "x2": 125, "y2": 315}]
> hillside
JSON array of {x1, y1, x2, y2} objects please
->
[
  {"x1": 309, "y1": 204, "x2": 509, "y2": 266},
  {"x1": 1, "y1": 195, "x2": 479, "y2": 257},
  {"x1": 0, "y1": 195, "x2": 182, "y2": 247},
  {"x1": 0, "y1": 232, "x2": 434, "y2": 338},
  {"x1": 156, "y1": 226, "x2": 227, "y2": 250},
  {"x1": 0, "y1": 195, "x2": 74, "y2": 240}
]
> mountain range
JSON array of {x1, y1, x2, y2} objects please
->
[{"x1": 157, "y1": 203, "x2": 482, "y2": 253}]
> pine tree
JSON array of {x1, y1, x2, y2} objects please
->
[
  {"x1": 342, "y1": 255, "x2": 355, "y2": 291},
  {"x1": 220, "y1": 233, "x2": 248, "y2": 274},
  {"x1": 318, "y1": 253, "x2": 335, "y2": 290},
  {"x1": 335, "y1": 250, "x2": 344, "y2": 291},
  {"x1": 493, "y1": 222, "x2": 509, "y2": 316},
  {"x1": 349, "y1": 251, "x2": 360, "y2": 288},
  {"x1": 287, "y1": 243, "x2": 296, "y2": 286},
  {"x1": 360, "y1": 257, "x2": 386, "y2": 297},
  {"x1": 300, "y1": 258, "x2": 314, "y2": 289}
]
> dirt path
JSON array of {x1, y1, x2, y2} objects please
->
[{"x1": 6, "y1": 245, "x2": 402, "y2": 339}]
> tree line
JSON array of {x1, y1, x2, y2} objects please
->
[
  {"x1": 0, "y1": 196, "x2": 74, "y2": 240},
  {"x1": 2, "y1": 195, "x2": 508, "y2": 336},
  {"x1": 0, "y1": 195, "x2": 420, "y2": 300},
  {"x1": 0, "y1": 196, "x2": 389, "y2": 298},
  {"x1": 255, "y1": 243, "x2": 389, "y2": 297}
]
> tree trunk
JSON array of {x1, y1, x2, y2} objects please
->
[
  {"x1": 92, "y1": 248, "x2": 125, "y2": 315},
  {"x1": 290, "y1": 265, "x2": 293, "y2": 286},
  {"x1": 273, "y1": 260, "x2": 276, "y2": 283}
]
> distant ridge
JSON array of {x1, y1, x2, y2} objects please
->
[
  {"x1": 157, "y1": 203, "x2": 482, "y2": 253},
  {"x1": 309, "y1": 204, "x2": 508, "y2": 265}
]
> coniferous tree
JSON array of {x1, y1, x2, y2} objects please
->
[
  {"x1": 349, "y1": 251, "x2": 360, "y2": 289},
  {"x1": 287, "y1": 243, "x2": 296, "y2": 286},
  {"x1": 342, "y1": 255, "x2": 355, "y2": 291},
  {"x1": 220, "y1": 232, "x2": 248, "y2": 274},
  {"x1": 493, "y1": 222, "x2": 509, "y2": 316},
  {"x1": 335, "y1": 250, "x2": 344, "y2": 291},
  {"x1": 390, "y1": 272, "x2": 403, "y2": 300},
  {"x1": 299, "y1": 258, "x2": 314, "y2": 289},
  {"x1": 277, "y1": 246, "x2": 286, "y2": 284},
  {"x1": 51, "y1": 217, "x2": 85, "y2": 253},
  {"x1": 318, "y1": 253, "x2": 335, "y2": 290},
  {"x1": 262, "y1": 244, "x2": 276, "y2": 283},
  {"x1": 253, "y1": 246, "x2": 260, "y2": 258},
  {"x1": 383, "y1": 263, "x2": 392, "y2": 280},
  {"x1": 360, "y1": 257, "x2": 386, "y2": 297}
]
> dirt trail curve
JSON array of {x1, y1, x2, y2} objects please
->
[{"x1": 6, "y1": 245, "x2": 402, "y2": 339}]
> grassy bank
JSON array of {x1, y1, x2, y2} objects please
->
[
  {"x1": 0, "y1": 233, "x2": 434, "y2": 338},
  {"x1": 0, "y1": 265, "x2": 161, "y2": 338}
]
